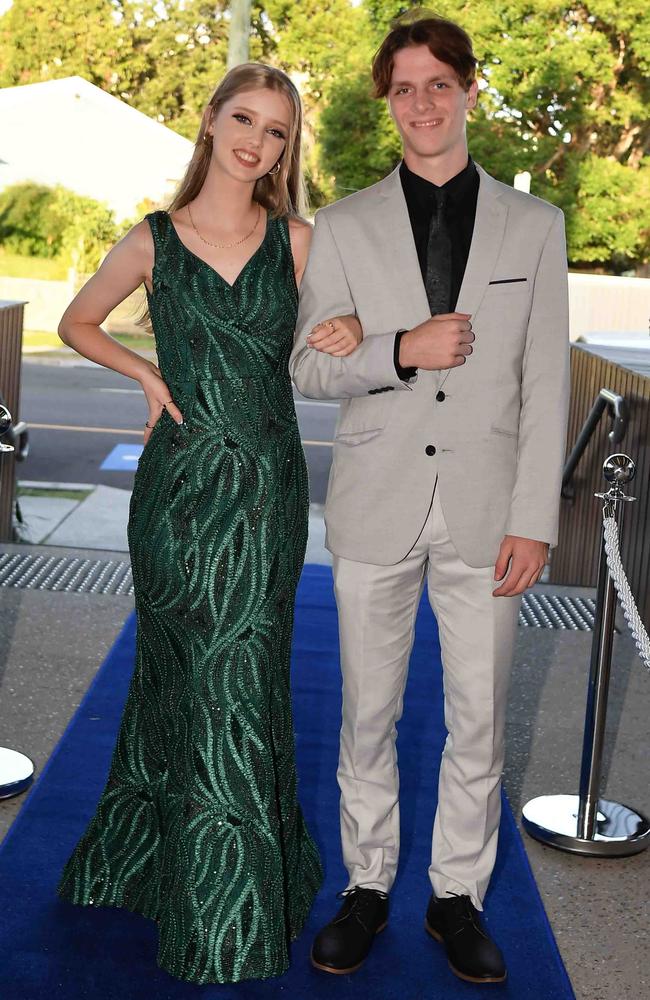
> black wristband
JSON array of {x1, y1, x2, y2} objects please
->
[{"x1": 394, "y1": 329, "x2": 417, "y2": 381}]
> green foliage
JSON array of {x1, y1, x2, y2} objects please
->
[
  {"x1": 258, "y1": 1, "x2": 372, "y2": 203},
  {"x1": 562, "y1": 156, "x2": 650, "y2": 266},
  {"x1": 319, "y1": 65, "x2": 402, "y2": 197},
  {"x1": 49, "y1": 188, "x2": 118, "y2": 271},
  {"x1": 0, "y1": 183, "x2": 61, "y2": 256},
  {"x1": 117, "y1": 1, "x2": 231, "y2": 140},
  {"x1": 0, "y1": 182, "x2": 117, "y2": 270},
  {"x1": 0, "y1": 1, "x2": 138, "y2": 93}
]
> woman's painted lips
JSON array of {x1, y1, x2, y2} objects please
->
[{"x1": 233, "y1": 149, "x2": 261, "y2": 167}]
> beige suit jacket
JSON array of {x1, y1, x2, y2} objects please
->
[{"x1": 289, "y1": 163, "x2": 570, "y2": 567}]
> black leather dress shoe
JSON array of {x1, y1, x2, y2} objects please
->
[
  {"x1": 311, "y1": 886, "x2": 389, "y2": 974},
  {"x1": 425, "y1": 893, "x2": 507, "y2": 983}
]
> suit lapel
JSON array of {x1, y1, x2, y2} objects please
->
[
  {"x1": 455, "y1": 165, "x2": 508, "y2": 317},
  {"x1": 438, "y1": 165, "x2": 509, "y2": 390},
  {"x1": 377, "y1": 166, "x2": 431, "y2": 328}
]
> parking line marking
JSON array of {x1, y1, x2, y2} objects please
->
[
  {"x1": 30, "y1": 422, "x2": 142, "y2": 435},
  {"x1": 29, "y1": 422, "x2": 334, "y2": 447}
]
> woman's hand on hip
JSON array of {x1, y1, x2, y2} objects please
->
[{"x1": 139, "y1": 363, "x2": 184, "y2": 443}]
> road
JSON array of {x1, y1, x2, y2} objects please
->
[{"x1": 18, "y1": 359, "x2": 338, "y2": 504}]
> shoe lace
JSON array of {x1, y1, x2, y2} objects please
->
[
  {"x1": 334, "y1": 886, "x2": 388, "y2": 933},
  {"x1": 444, "y1": 892, "x2": 487, "y2": 938}
]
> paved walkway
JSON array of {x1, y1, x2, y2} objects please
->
[{"x1": 16, "y1": 480, "x2": 331, "y2": 564}]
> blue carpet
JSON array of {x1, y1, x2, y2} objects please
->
[{"x1": 0, "y1": 565, "x2": 574, "y2": 1000}]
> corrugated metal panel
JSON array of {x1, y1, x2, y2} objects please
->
[
  {"x1": 550, "y1": 344, "x2": 650, "y2": 624},
  {"x1": 0, "y1": 301, "x2": 25, "y2": 542}
]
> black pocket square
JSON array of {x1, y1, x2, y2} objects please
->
[{"x1": 489, "y1": 277, "x2": 528, "y2": 285}]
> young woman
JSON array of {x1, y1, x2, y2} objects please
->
[{"x1": 56, "y1": 63, "x2": 360, "y2": 985}]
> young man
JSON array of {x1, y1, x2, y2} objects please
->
[{"x1": 290, "y1": 15, "x2": 569, "y2": 984}]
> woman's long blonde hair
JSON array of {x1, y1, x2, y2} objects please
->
[{"x1": 168, "y1": 62, "x2": 306, "y2": 218}]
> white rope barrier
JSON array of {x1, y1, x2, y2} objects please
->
[{"x1": 602, "y1": 512, "x2": 650, "y2": 671}]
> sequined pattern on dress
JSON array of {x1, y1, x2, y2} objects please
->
[{"x1": 57, "y1": 210, "x2": 323, "y2": 984}]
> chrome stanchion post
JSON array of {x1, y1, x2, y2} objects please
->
[
  {"x1": 577, "y1": 455, "x2": 634, "y2": 839},
  {"x1": 521, "y1": 454, "x2": 650, "y2": 857}
]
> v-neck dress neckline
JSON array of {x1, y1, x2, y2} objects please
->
[{"x1": 165, "y1": 208, "x2": 271, "y2": 290}]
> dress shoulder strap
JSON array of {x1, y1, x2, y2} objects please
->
[
  {"x1": 144, "y1": 210, "x2": 173, "y2": 269},
  {"x1": 274, "y1": 213, "x2": 292, "y2": 251}
]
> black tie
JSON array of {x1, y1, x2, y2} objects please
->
[{"x1": 425, "y1": 187, "x2": 452, "y2": 316}]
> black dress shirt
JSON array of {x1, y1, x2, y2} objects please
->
[{"x1": 394, "y1": 156, "x2": 479, "y2": 379}]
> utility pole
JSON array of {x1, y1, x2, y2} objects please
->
[{"x1": 227, "y1": 0, "x2": 253, "y2": 69}]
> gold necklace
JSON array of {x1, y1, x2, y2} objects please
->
[{"x1": 186, "y1": 201, "x2": 261, "y2": 249}]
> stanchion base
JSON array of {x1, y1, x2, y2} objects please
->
[
  {"x1": 522, "y1": 794, "x2": 650, "y2": 857},
  {"x1": 0, "y1": 746, "x2": 34, "y2": 800}
]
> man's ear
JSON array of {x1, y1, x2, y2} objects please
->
[{"x1": 466, "y1": 80, "x2": 479, "y2": 111}]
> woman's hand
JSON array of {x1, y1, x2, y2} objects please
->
[
  {"x1": 307, "y1": 315, "x2": 363, "y2": 357},
  {"x1": 139, "y1": 363, "x2": 184, "y2": 444}
]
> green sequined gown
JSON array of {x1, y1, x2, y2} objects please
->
[{"x1": 57, "y1": 210, "x2": 323, "y2": 984}]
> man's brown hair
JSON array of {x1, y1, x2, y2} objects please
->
[{"x1": 372, "y1": 14, "x2": 477, "y2": 97}]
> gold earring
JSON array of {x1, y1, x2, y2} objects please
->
[
  {"x1": 268, "y1": 161, "x2": 281, "y2": 175},
  {"x1": 204, "y1": 132, "x2": 212, "y2": 143}
]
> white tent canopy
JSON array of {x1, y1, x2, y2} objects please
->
[{"x1": 0, "y1": 76, "x2": 193, "y2": 221}]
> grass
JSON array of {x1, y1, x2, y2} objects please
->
[
  {"x1": 0, "y1": 250, "x2": 69, "y2": 280},
  {"x1": 23, "y1": 330, "x2": 65, "y2": 351},
  {"x1": 112, "y1": 331, "x2": 156, "y2": 351},
  {"x1": 17, "y1": 486, "x2": 92, "y2": 501},
  {"x1": 22, "y1": 330, "x2": 156, "y2": 354}
]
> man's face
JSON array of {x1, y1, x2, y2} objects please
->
[{"x1": 387, "y1": 44, "x2": 477, "y2": 164}]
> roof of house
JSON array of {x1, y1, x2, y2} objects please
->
[{"x1": 0, "y1": 76, "x2": 194, "y2": 220}]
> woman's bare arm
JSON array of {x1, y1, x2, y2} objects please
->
[
  {"x1": 58, "y1": 220, "x2": 183, "y2": 437},
  {"x1": 288, "y1": 216, "x2": 363, "y2": 356},
  {"x1": 288, "y1": 215, "x2": 313, "y2": 288}
]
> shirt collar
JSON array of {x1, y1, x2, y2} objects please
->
[{"x1": 399, "y1": 156, "x2": 478, "y2": 209}]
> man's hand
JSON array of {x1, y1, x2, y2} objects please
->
[
  {"x1": 307, "y1": 315, "x2": 363, "y2": 357},
  {"x1": 493, "y1": 535, "x2": 549, "y2": 597},
  {"x1": 399, "y1": 313, "x2": 474, "y2": 370}
]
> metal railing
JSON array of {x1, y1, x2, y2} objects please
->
[{"x1": 562, "y1": 389, "x2": 628, "y2": 499}]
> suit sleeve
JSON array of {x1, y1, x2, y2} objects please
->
[
  {"x1": 289, "y1": 210, "x2": 415, "y2": 399},
  {"x1": 504, "y1": 209, "x2": 570, "y2": 546}
]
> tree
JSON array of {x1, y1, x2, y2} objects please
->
[
  {"x1": 0, "y1": 182, "x2": 117, "y2": 269},
  {"x1": 258, "y1": 0, "x2": 371, "y2": 204},
  {"x1": 116, "y1": 1, "x2": 231, "y2": 139},
  {"x1": 0, "y1": 0, "x2": 139, "y2": 93}
]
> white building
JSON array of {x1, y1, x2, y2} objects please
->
[{"x1": 0, "y1": 76, "x2": 193, "y2": 221}]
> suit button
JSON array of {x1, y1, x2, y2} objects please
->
[
  {"x1": 436, "y1": 390, "x2": 446, "y2": 402},
  {"x1": 425, "y1": 445, "x2": 436, "y2": 456}
]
